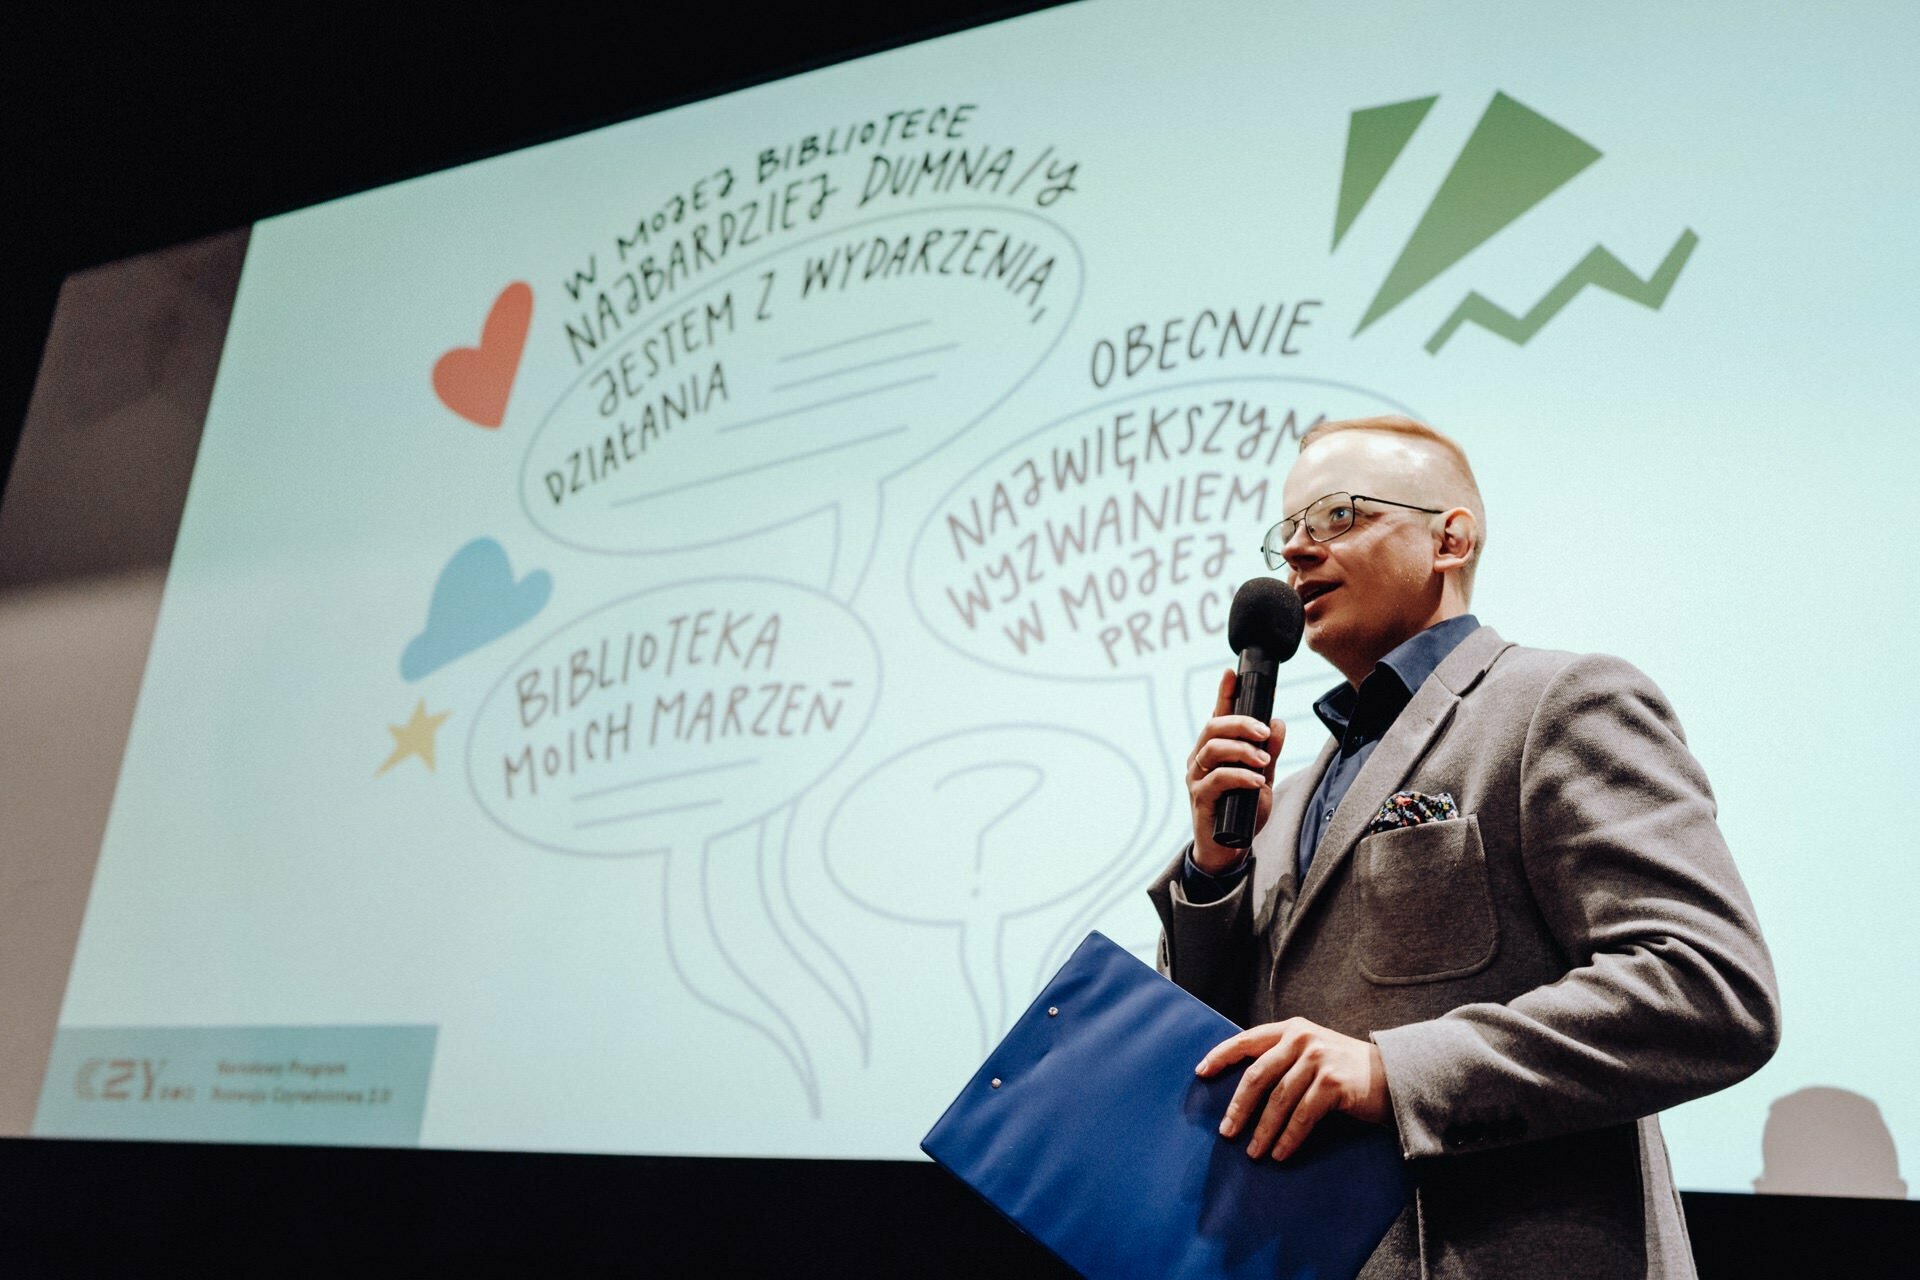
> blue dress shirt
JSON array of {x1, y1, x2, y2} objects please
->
[{"x1": 1184, "y1": 614, "x2": 1480, "y2": 901}]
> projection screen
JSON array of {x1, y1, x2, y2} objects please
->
[{"x1": 2, "y1": 0, "x2": 1913, "y2": 1202}]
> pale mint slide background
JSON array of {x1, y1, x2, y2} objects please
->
[{"x1": 48, "y1": 0, "x2": 1918, "y2": 1194}]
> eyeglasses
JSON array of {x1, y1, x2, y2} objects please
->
[{"x1": 1260, "y1": 492, "x2": 1444, "y2": 570}]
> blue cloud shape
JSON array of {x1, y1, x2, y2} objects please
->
[{"x1": 401, "y1": 538, "x2": 552, "y2": 681}]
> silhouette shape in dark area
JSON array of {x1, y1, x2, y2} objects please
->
[{"x1": 1754, "y1": 1087, "x2": 1906, "y2": 1200}]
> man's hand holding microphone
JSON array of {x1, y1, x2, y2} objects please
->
[{"x1": 1186, "y1": 578, "x2": 1390, "y2": 1160}]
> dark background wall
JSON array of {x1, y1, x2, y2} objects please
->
[{"x1": 0, "y1": 4, "x2": 1908, "y2": 1273}]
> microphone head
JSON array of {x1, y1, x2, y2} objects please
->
[{"x1": 1226, "y1": 577, "x2": 1304, "y2": 660}]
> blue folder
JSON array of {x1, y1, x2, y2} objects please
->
[{"x1": 922, "y1": 932, "x2": 1411, "y2": 1279}]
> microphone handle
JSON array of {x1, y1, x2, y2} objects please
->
[{"x1": 1212, "y1": 646, "x2": 1279, "y2": 849}]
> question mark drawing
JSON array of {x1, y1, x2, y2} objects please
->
[
  {"x1": 935, "y1": 762, "x2": 1045, "y2": 1043},
  {"x1": 823, "y1": 726, "x2": 1147, "y2": 1055}
]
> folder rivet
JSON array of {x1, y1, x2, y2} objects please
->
[
  {"x1": 990, "y1": 1078, "x2": 1002, "y2": 1089},
  {"x1": 1047, "y1": 1007, "x2": 1059, "y2": 1017}
]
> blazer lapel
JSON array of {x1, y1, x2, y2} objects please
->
[
  {"x1": 1272, "y1": 625, "x2": 1511, "y2": 961},
  {"x1": 1251, "y1": 738, "x2": 1337, "y2": 935}
]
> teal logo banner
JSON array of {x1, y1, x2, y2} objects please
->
[{"x1": 32, "y1": 1025, "x2": 437, "y2": 1147}]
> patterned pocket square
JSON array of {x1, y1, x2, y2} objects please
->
[{"x1": 1365, "y1": 790, "x2": 1460, "y2": 835}]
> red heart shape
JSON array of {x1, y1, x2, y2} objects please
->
[{"x1": 433, "y1": 282, "x2": 533, "y2": 429}]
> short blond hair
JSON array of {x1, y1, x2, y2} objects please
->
[{"x1": 1298, "y1": 414, "x2": 1486, "y2": 601}]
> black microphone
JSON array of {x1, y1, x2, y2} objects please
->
[{"x1": 1211, "y1": 577, "x2": 1305, "y2": 849}]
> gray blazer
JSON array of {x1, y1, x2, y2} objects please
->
[{"x1": 1148, "y1": 625, "x2": 1779, "y2": 1280}]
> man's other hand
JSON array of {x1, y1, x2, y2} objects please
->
[{"x1": 1196, "y1": 1018, "x2": 1389, "y2": 1160}]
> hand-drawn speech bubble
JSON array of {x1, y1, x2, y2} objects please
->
[
  {"x1": 520, "y1": 206, "x2": 1083, "y2": 597},
  {"x1": 905, "y1": 377, "x2": 1414, "y2": 970},
  {"x1": 822, "y1": 725, "x2": 1148, "y2": 1051},
  {"x1": 464, "y1": 576, "x2": 880, "y2": 857},
  {"x1": 907, "y1": 376, "x2": 1414, "y2": 685}
]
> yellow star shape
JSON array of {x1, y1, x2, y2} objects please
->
[{"x1": 377, "y1": 699, "x2": 451, "y2": 776}]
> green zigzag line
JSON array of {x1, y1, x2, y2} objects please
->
[{"x1": 1425, "y1": 228, "x2": 1699, "y2": 355}]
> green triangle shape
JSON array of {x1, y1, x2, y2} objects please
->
[
  {"x1": 1356, "y1": 91, "x2": 1602, "y2": 334},
  {"x1": 1333, "y1": 95, "x2": 1437, "y2": 250}
]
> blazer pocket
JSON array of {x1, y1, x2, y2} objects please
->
[{"x1": 1354, "y1": 815, "x2": 1499, "y2": 985}]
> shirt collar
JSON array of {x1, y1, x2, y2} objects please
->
[{"x1": 1313, "y1": 614, "x2": 1480, "y2": 744}]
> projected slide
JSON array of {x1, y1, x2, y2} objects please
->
[{"x1": 11, "y1": 0, "x2": 1916, "y2": 1197}]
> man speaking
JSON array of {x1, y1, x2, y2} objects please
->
[{"x1": 1149, "y1": 415, "x2": 1778, "y2": 1279}]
